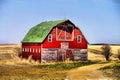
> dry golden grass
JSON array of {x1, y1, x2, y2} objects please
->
[
  {"x1": 0, "y1": 44, "x2": 21, "y2": 52},
  {"x1": 88, "y1": 51, "x2": 105, "y2": 61},
  {"x1": 0, "y1": 65, "x2": 67, "y2": 80},
  {"x1": 0, "y1": 44, "x2": 119, "y2": 80},
  {"x1": 88, "y1": 45, "x2": 120, "y2": 61},
  {"x1": 88, "y1": 45, "x2": 120, "y2": 54},
  {"x1": 67, "y1": 62, "x2": 113, "y2": 80}
]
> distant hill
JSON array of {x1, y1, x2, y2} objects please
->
[{"x1": 90, "y1": 43, "x2": 120, "y2": 45}]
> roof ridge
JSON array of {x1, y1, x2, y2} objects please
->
[{"x1": 42, "y1": 19, "x2": 67, "y2": 22}]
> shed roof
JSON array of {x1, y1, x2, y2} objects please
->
[{"x1": 22, "y1": 19, "x2": 67, "y2": 43}]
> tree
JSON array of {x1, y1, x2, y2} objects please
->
[{"x1": 101, "y1": 44, "x2": 111, "y2": 61}]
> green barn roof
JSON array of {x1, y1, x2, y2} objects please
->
[{"x1": 22, "y1": 19, "x2": 67, "y2": 43}]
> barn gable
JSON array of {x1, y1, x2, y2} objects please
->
[{"x1": 22, "y1": 19, "x2": 88, "y2": 43}]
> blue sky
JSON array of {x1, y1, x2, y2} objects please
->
[{"x1": 0, "y1": 0, "x2": 120, "y2": 44}]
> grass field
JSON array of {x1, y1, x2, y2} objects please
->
[
  {"x1": 0, "y1": 61, "x2": 96, "y2": 80},
  {"x1": 99, "y1": 61, "x2": 120, "y2": 80},
  {"x1": 88, "y1": 44, "x2": 120, "y2": 80},
  {"x1": 0, "y1": 44, "x2": 120, "y2": 80},
  {"x1": 88, "y1": 44, "x2": 120, "y2": 61},
  {"x1": 0, "y1": 64, "x2": 66, "y2": 80}
]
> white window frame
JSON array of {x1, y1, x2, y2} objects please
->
[
  {"x1": 36, "y1": 49, "x2": 38, "y2": 53},
  {"x1": 77, "y1": 35, "x2": 82, "y2": 43},
  {"x1": 22, "y1": 48, "x2": 24, "y2": 52},
  {"x1": 33, "y1": 48, "x2": 34, "y2": 53},
  {"x1": 30, "y1": 48, "x2": 31, "y2": 52},
  {"x1": 56, "y1": 26, "x2": 74, "y2": 41},
  {"x1": 61, "y1": 42, "x2": 69, "y2": 49},
  {"x1": 27, "y1": 48, "x2": 29, "y2": 52},
  {"x1": 25, "y1": 48, "x2": 27, "y2": 52},
  {"x1": 39, "y1": 49, "x2": 40, "y2": 53},
  {"x1": 48, "y1": 34, "x2": 52, "y2": 42}
]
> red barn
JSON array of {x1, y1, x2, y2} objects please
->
[{"x1": 21, "y1": 19, "x2": 88, "y2": 62}]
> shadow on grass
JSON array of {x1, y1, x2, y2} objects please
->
[{"x1": 88, "y1": 48, "x2": 103, "y2": 54}]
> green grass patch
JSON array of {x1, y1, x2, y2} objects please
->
[
  {"x1": 36, "y1": 61, "x2": 97, "y2": 70},
  {"x1": 100, "y1": 62, "x2": 120, "y2": 70},
  {"x1": 98, "y1": 61, "x2": 110, "y2": 64}
]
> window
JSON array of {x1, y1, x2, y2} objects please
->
[
  {"x1": 36, "y1": 49, "x2": 38, "y2": 53},
  {"x1": 33, "y1": 48, "x2": 34, "y2": 53},
  {"x1": 25, "y1": 48, "x2": 27, "y2": 52},
  {"x1": 29, "y1": 48, "x2": 31, "y2": 52},
  {"x1": 48, "y1": 34, "x2": 52, "y2": 42},
  {"x1": 39, "y1": 49, "x2": 40, "y2": 53},
  {"x1": 27, "y1": 48, "x2": 29, "y2": 52},
  {"x1": 22, "y1": 48, "x2": 24, "y2": 52},
  {"x1": 61, "y1": 42, "x2": 69, "y2": 49},
  {"x1": 25, "y1": 48, "x2": 29, "y2": 52},
  {"x1": 77, "y1": 35, "x2": 81, "y2": 43},
  {"x1": 56, "y1": 26, "x2": 74, "y2": 41}
]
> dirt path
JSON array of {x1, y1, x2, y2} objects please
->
[{"x1": 66, "y1": 63, "x2": 112, "y2": 80}]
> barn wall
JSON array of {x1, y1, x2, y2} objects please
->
[
  {"x1": 22, "y1": 43, "x2": 41, "y2": 61},
  {"x1": 70, "y1": 27, "x2": 87, "y2": 48},
  {"x1": 42, "y1": 27, "x2": 87, "y2": 49},
  {"x1": 41, "y1": 48, "x2": 87, "y2": 62}
]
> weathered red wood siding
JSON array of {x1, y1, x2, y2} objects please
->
[
  {"x1": 22, "y1": 43, "x2": 41, "y2": 61},
  {"x1": 42, "y1": 27, "x2": 87, "y2": 49}
]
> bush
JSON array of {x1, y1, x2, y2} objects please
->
[
  {"x1": 118, "y1": 49, "x2": 120, "y2": 60},
  {"x1": 101, "y1": 44, "x2": 111, "y2": 61}
]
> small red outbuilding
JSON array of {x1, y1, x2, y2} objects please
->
[{"x1": 21, "y1": 19, "x2": 88, "y2": 62}]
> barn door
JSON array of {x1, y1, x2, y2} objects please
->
[
  {"x1": 58, "y1": 49, "x2": 74, "y2": 61},
  {"x1": 66, "y1": 49, "x2": 74, "y2": 61},
  {"x1": 57, "y1": 49, "x2": 66, "y2": 62}
]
